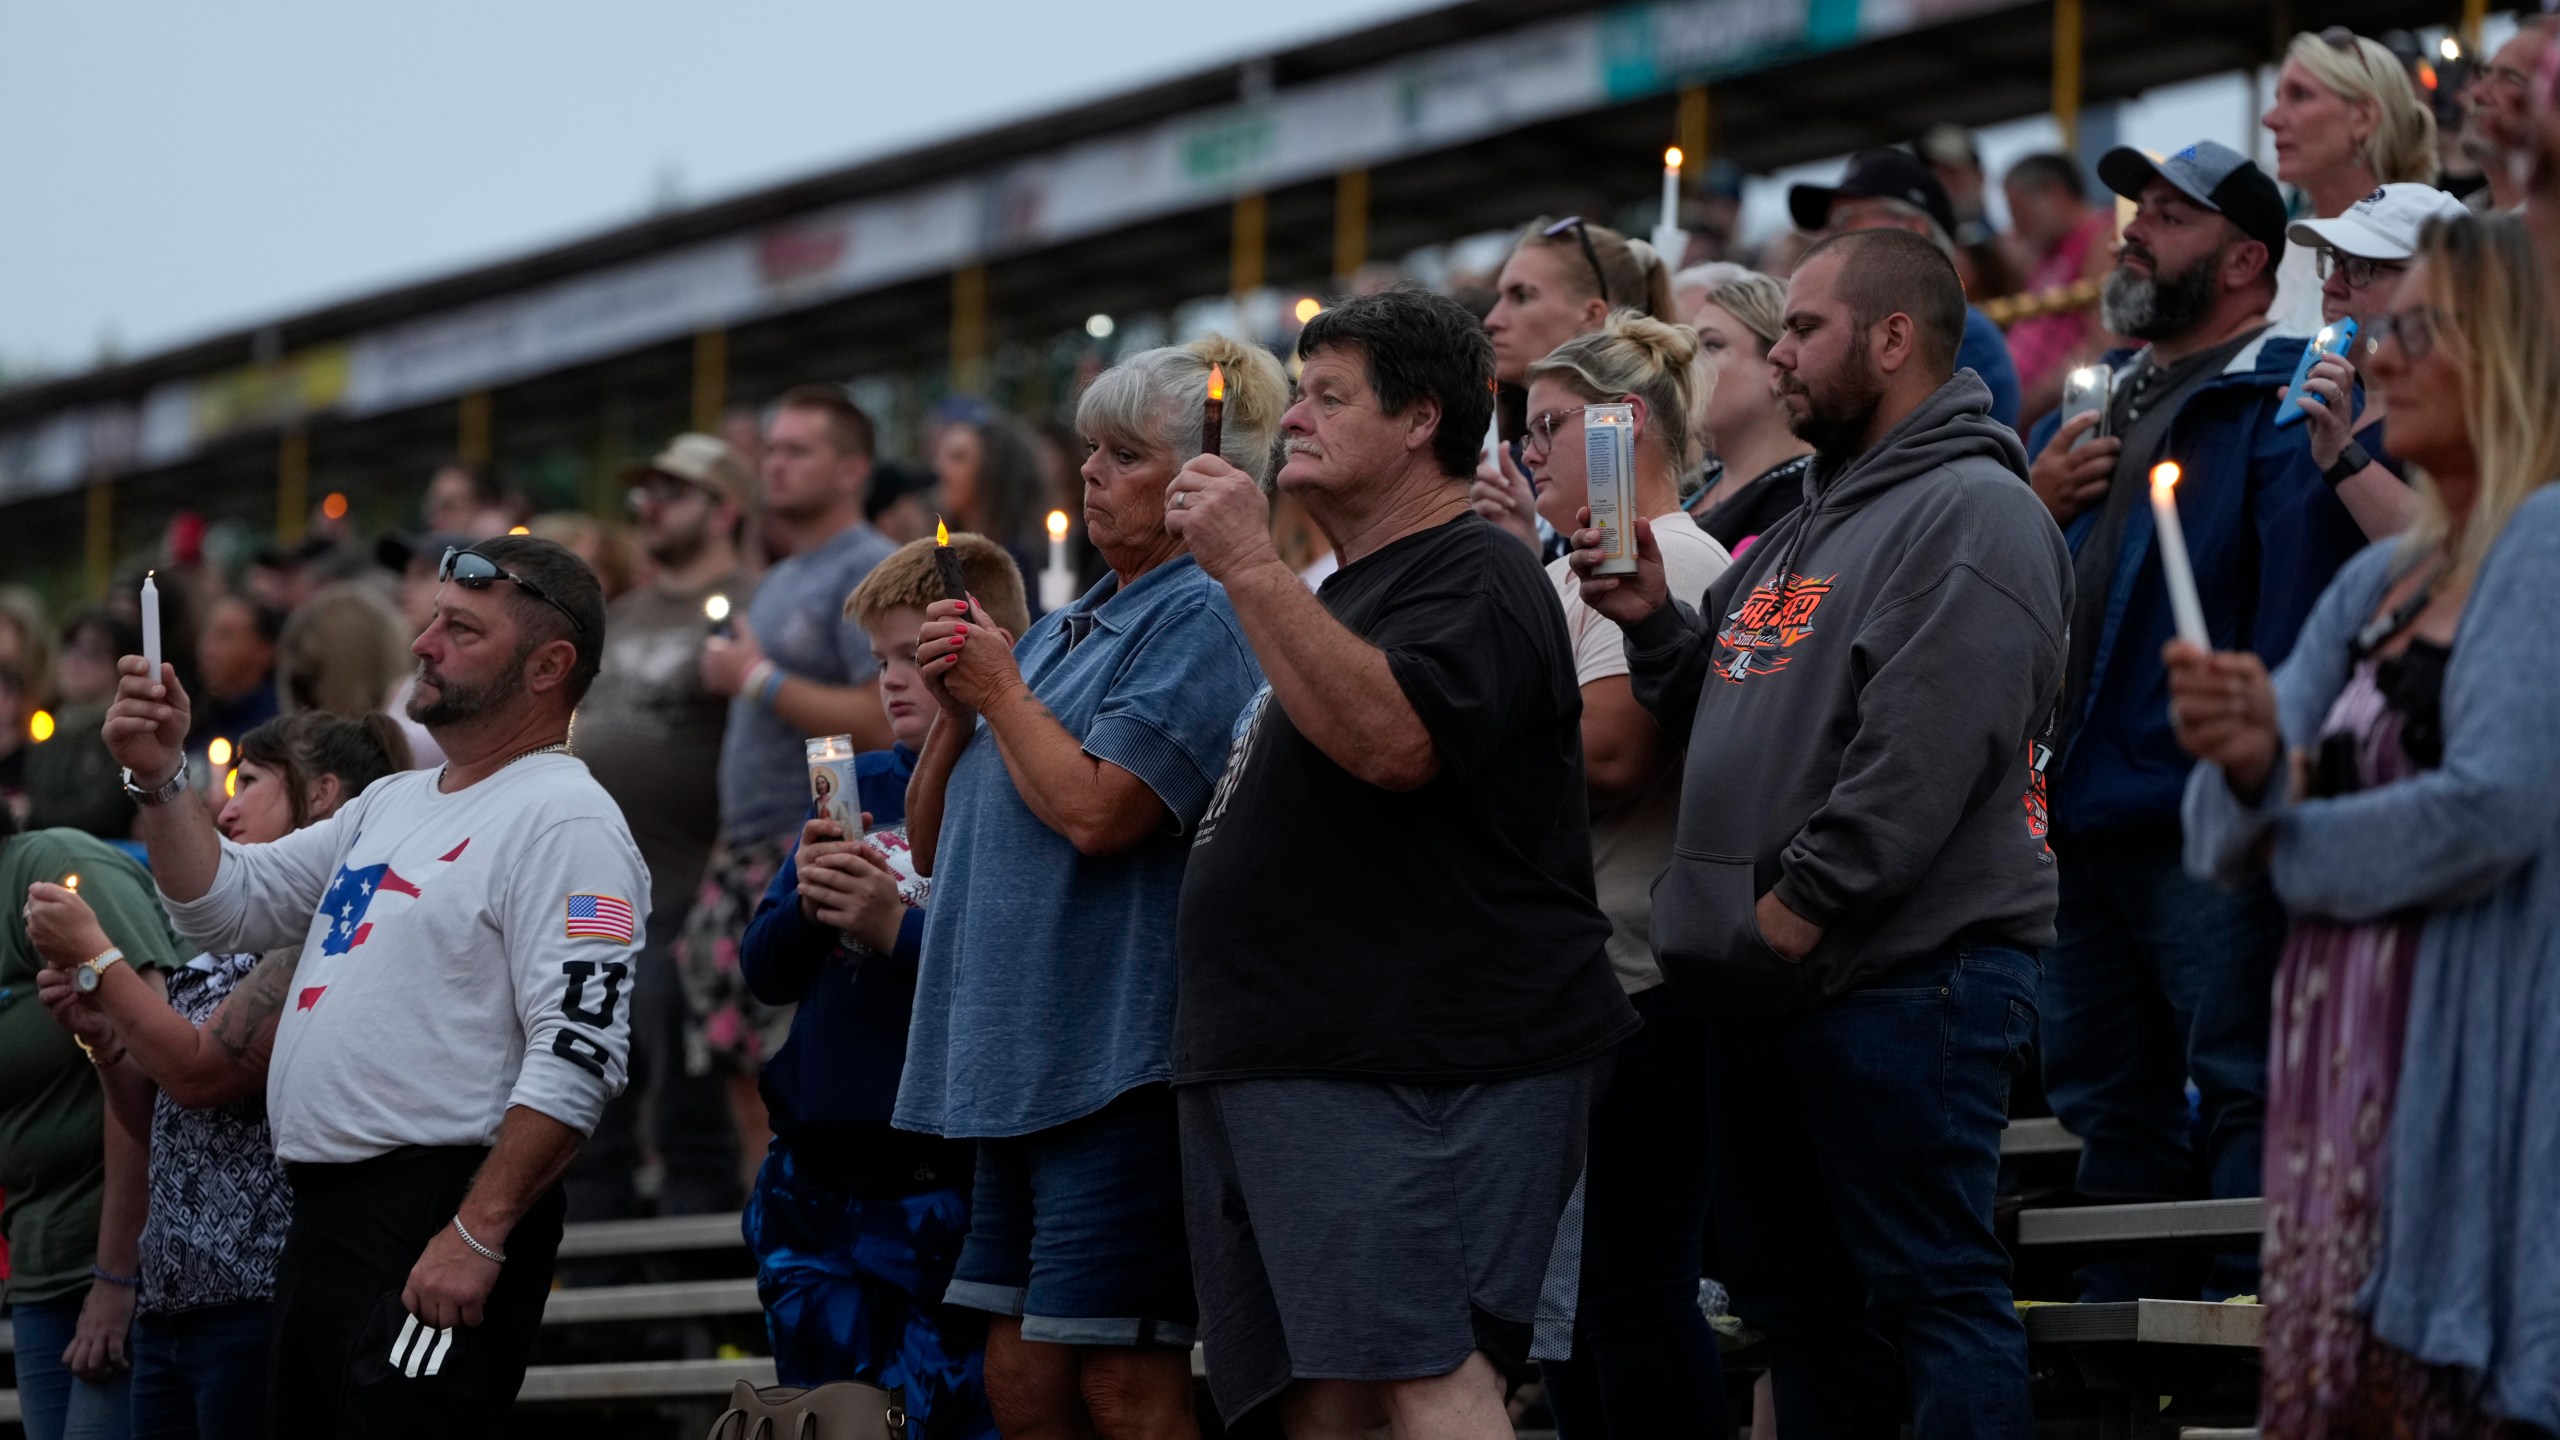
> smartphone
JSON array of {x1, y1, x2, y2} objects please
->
[
  {"x1": 2275, "y1": 318, "x2": 2357, "y2": 428},
  {"x1": 2058, "y1": 365, "x2": 2111, "y2": 448}
]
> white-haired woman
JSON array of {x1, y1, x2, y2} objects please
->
[
  {"x1": 2262, "y1": 27, "x2": 2440, "y2": 334},
  {"x1": 900, "y1": 335, "x2": 1284, "y2": 1440}
]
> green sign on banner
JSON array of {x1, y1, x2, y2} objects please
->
[{"x1": 1598, "y1": 0, "x2": 1872, "y2": 102}]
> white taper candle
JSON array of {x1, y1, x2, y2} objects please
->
[{"x1": 2148, "y1": 463, "x2": 2210, "y2": 649}]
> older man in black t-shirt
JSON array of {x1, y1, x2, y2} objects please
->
[{"x1": 1165, "y1": 287, "x2": 1637, "y2": 1438}]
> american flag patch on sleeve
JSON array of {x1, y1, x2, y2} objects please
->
[{"x1": 565, "y1": 894, "x2": 635, "y2": 943}]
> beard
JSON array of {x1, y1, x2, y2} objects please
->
[
  {"x1": 2103, "y1": 243, "x2": 2223, "y2": 340},
  {"x1": 407, "y1": 652, "x2": 528, "y2": 727},
  {"x1": 645, "y1": 515, "x2": 709, "y2": 569},
  {"x1": 1782, "y1": 345, "x2": 1889, "y2": 462}
]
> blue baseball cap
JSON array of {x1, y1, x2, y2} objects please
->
[{"x1": 2097, "y1": 141, "x2": 2290, "y2": 256}]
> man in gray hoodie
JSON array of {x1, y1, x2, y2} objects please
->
[{"x1": 1573, "y1": 227, "x2": 2070, "y2": 1440}]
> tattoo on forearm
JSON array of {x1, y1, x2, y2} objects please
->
[{"x1": 207, "y1": 949, "x2": 296, "y2": 1061}]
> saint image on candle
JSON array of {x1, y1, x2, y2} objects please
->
[{"x1": 2148, "y1": 462, "x2": 2211, "y2": 650}]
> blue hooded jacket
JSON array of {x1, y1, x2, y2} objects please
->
[{"x1": 2025, "y1": 331, "x2": 2367, "y2": 837}]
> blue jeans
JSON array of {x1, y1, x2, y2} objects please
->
[
  {"x1": 129, "y1": 1301, "x2": 276, "y2": 1440},
  {"x1": 2041, "y1": 831, "x2": 2283, "y2": 1300},
  {"x1": 12, "y1": 1289, "x2": 133, "y2": 1440},
  {"x1": 1705, "y1": 942, "x2": 2037, "y2": 1440},
  {"x1": 1542, "y1": 984, "x2": 1728, "y2": 1440}
]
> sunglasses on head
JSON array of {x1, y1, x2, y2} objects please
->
[
  {"x1": 1543, "y1": 216, "x2": 1613, "y2": 306},
  {"x1": 438, "y1": 547, "x2": 586, "y2": 637}
]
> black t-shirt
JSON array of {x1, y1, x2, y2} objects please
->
[{"x1": 1175, "y1": 512, "x2": 1635, "y2": 1084}]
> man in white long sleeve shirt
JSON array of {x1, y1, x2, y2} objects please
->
[{"x1": 100, "y1": 536, "x2": 645, "y2": 1436}]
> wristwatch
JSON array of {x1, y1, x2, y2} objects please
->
[
  {"x1": 120, "y1": 764, "x2": 187, "y2": 807},
  {"x1": 2322, "y1": 440, "x2": 2374, "y2": 489},
  {"x1": 74, "y1": 947, "x2": 125, "y2": 995}
]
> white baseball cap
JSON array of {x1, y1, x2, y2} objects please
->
[{"x1": 2287, "y1": 183, "x2": 2471, "y2": 261}]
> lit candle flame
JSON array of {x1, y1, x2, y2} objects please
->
[
  {"x1": 935, "y1": 515, "x2": 951, "y2": 546},
  {"x1": 29, "y1": 709, "x2": 54, "y2": 743},
  {"x1": 207, "y1": 736, "x2": 233, "y2": 768},
  {"x1": 322, "y1": 492, "x2": 349, "y2": 520},
  {"x1": 62, "y1": 873, "x2": 79, "y2": 893},
  {"x1": 1665, "y1": 146, "x2": 1684, "y2": 170},
  {"x1": 1206, "y1": 365, "x2": 1225, "y2": 402},
  {"x1": 225, "y1": 768, "x2": 239, "y2": 798},
  {"x1": 2151, "y1": 460, "x2": 2182, "y2": 494},
  {"x1": 703, "y1": 593, "x2": 731, "y2": 624},
  {"x1": 507, "y1": 525, "x2": 531, "y2": 536},
  {"x1": 1293, "y1": 297, "x2": 1321, "y2": 324},
  {"x1": 1046, "y1": 510, "x2": 1070, "y2": 541}
]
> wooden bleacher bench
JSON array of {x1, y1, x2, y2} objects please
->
[
  {"x1": 517, "y1": 1356, "x2": 777, "y2": 1405},
  {"x1": 2022, "y1": 1299, "x2": 2262, "y2": 1349},
  {"x1": 2016, "y1": 1197, "x2": 2264, "y2": 1250},
  {"x1": 2000, "y1": 1116, "x2": 2083, "y2": 1157},
  {"x1": 553, "y1": 1211, "x2": 747, "y2": 1260}
]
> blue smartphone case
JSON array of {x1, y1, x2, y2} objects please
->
[{"x1": 2275, "y1": 318, "x2": 2357, "y2": 428}]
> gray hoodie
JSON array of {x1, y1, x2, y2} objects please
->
[{"x1": 1623, "y1": 372, "x2": 2071, "y2": 1015}]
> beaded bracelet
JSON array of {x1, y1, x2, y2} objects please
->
[{"x1": 91, "y1": 1265, "x2": 139, "y2": 1288}]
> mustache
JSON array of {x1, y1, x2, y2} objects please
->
[
  {"x1": 2119, "y1": 240, "x2": 2156, "y2": 270},
  {"x1": 1283, "y1": 438, "x2": 1323, "y2": 456}
]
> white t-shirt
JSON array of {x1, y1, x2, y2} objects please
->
[
  {"x1": 161, "y1": 754, "x2": 646, "y2": 1165},
  {"x1": 1546, "y1": 508, "x2": 1732, "y2": 992}
]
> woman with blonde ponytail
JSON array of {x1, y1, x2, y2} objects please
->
[
  {"x1": 2173, "y1": 213, "x2": 2560, "y2": 1438},
  {"x1": 897, "y1": 332, "x2": 1283, "y2": 1440},
  {"x1": 1519, "y1": 311, "x2": 1733, "y2": 1438},
  {"x1": 1475, "y1": 218, "x2": 1681, "y2": 550}
]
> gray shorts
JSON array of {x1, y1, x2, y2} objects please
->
[{"x1": 1176, "y1": 1063, "x2": 1599, "y2": 1424}]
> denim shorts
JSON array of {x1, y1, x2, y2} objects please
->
[{"x1": 943, "y1": 1084, "x2": 1195, "y2": 1348}]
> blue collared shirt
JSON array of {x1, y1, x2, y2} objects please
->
[{"x1": 896, "y1": 555, "x2": 1264, "y2": 1138}]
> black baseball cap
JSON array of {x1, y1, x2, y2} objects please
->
[
  {"x1": 2097, "y1": 141, "x2": 2290, "y2": 257},
  {"x1": 1788, "y1": 149, "x2": 1959, "y2": 238}
]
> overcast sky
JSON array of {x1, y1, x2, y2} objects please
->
[
  {"x1": 4, "y1": 5, "x2": 2497, "y2": 379},
  {"x1": 0, "y1": 0, "x2": 1442, "y2": 373}
]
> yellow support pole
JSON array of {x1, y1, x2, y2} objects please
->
[
  {"x1": 278, "y1": 428, "x2": 309, "y2": 544},
  {"x1": 1231, "y1": 192, "x2": 1267, "y2": 298},
  {"x1": 2460, "y1": 0, "x2": 2486, "y2": 51},
  {"x1": 1678, "y1": 86, "x2": 1711, "y2": 175},
  {"x1": 85, "y1": 480, "x2": 113, "y2": 596},
  {"x1": 951, "y1": 265, "x2": 988, "y2": 394},
  {"x1": 691, "y1": 328, "x2": 727, "y2": 433},
  {"x1": 457, "y1": 390, "x2": 493, "y2": 465},
  {"x1": 1333, "y1": 170, "x2": 1369, "y2": 285},
  {"x1": 2053, "y1": 0, "x2": 2083, "y2": 158}
]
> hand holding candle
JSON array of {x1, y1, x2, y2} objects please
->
[{"x1": 2149, "y1": 462, "x2": 2210, "y2": 650}]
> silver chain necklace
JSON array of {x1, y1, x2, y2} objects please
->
[{"x1": 439, "y1": 741, "x2": 570, "y2": 788}]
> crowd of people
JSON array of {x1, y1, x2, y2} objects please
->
[{"x1": 4, "y1": 17, "x2": 2560, "y2": 1440}]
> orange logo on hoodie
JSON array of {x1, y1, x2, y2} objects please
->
[{"x1": 1714, "y1": 571, "x2": 1835, "y2": 683}]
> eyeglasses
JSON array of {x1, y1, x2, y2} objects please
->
[
  {"x1": 438, "y1": 547, "x2": 587, "y2": 636},
  {"x1": 2313, "y1": 250, "x2": 2407, "y2": 289},
  {"x1": 625, "y1": 474, "x2": 716, "y2": 515},
  {"x1": 1542, "y1": 217, "x2": 1612, "y2": 307},
  {"x1": 2366, "y1": 306, "x2": 2441, "y2": 363},
  {"x1": 1525, "y1": 406, "x2": 1594, "y2": 452}
]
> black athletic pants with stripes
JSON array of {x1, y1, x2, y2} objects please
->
[{"x1": 273, "y1": 1144, "x2": 566, "y2": 1438}]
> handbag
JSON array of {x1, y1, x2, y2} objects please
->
[{"x1": 705, "y1": 1378, "x2": 909, "y2": 1440}]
